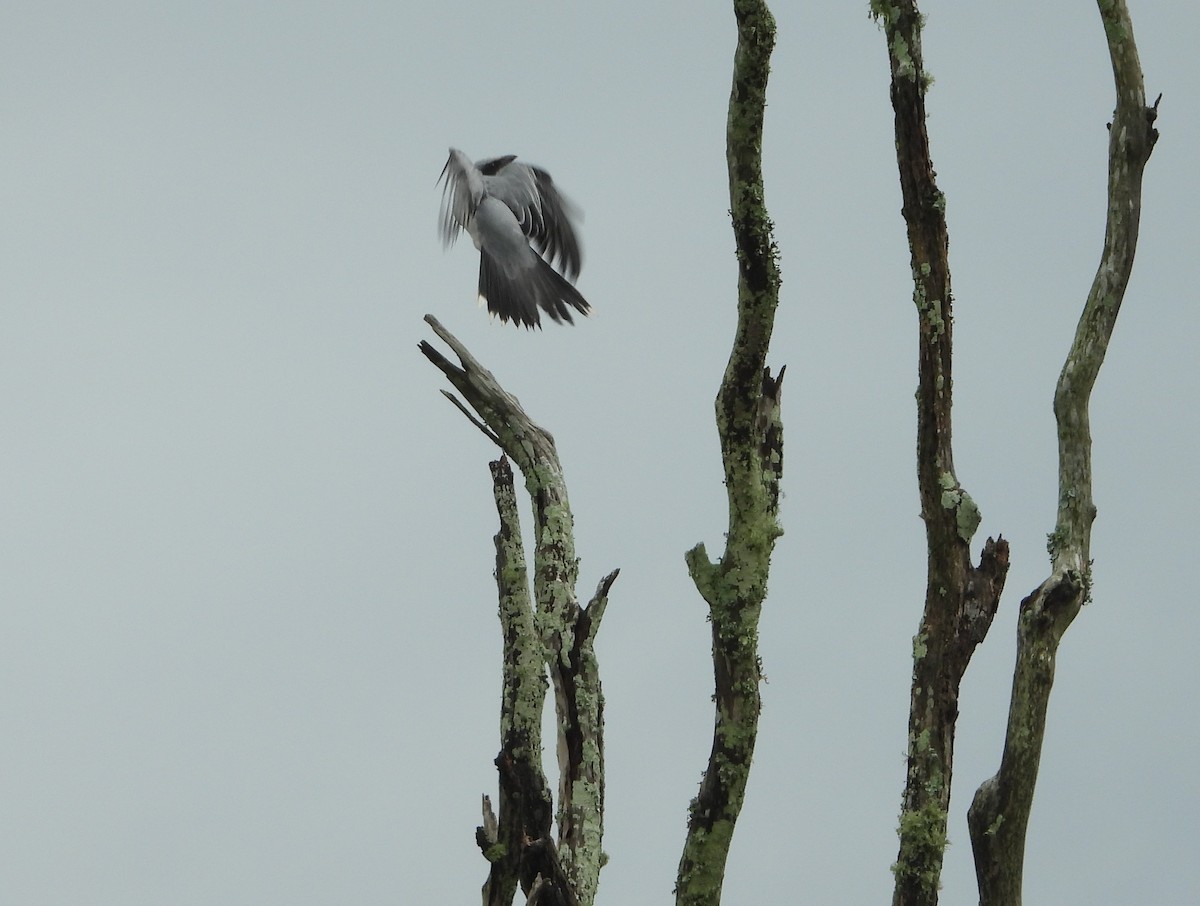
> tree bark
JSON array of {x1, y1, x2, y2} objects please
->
[
  {"x1": 477, "y1": 455, "x2": 554, "y2": 906},
  {"x1": 421, "y1": 316, "x2": 618, "y2": 906},
  {"x1": 967, "y1": 3, "x2": 1159, "y2": 903},
  {"x1": 870, "y1": 3, "x2": 1012, "y2": 904},
  {"x1": 674, "y1": 2, "x2": 784, "y2": 904}
]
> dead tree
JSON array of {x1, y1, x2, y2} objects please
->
[
  {"x1": 422, "y1": 3, "x2": 783, "y2": 904},
  {"x1": 872, "y1": 2, "x2": 1158, "y2": 905},
  {"x1": 967, "y1": 3, "x2": 1160, "y2": 904},
  {"x1": 675, "y1": 1, "x2": 785, "y2": 904},
  {"x1": 871, "y1": 3, "x2": 1010, "y2": 902},
  {"x1": 420, "y1": 316, "x2": 617, "y2": 906}
]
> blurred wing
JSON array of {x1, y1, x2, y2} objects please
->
[
  {"x1": 437, "y1": 148, "x2": 484, "y2": 247},
  {"x1": 483, "y1": 159, "x2": 583, "y2": 281},
  {"x1": 527, "y1": 166, "x2": 583, "y2": 281},
  {"x1": 479, "y1": 158, "x2": 539, "y2": 230}
]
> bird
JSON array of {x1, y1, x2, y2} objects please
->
[{"x1": 438, "y1": 148, "x2": 591, "y2": 328}]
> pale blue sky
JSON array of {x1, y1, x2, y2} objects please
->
[{"x1": 3, "y1": 2, "x2": 1198, "y2": 903}]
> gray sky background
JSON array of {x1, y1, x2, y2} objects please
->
[{"x1": 3, "y1": 2, "x2": 1198, "y2": 903}]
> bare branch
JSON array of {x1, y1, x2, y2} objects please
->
[
  {"x1": 418, "y1": 314, "x2": 551, "y2": 463},
  {"x1": 422, "y1": 318, "x2": 616, "y2": 906},
  {"x1": 441, "y1": 389, "x2": 501, "y2": 446},
  {"x1": 676, "y1": 1, "x2": 783, "y2": 903},
  {"x1": 968, "y1": 3, "x2": 1159, "y2": 903},
  {"x1": 869, "y1": 3, "x2": 1011, "y2": 903},
  {"x1": 479, "y1": 456, "x2": 553, "y2": 906}
]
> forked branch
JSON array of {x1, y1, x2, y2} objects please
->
[{"x1": 421, "y1": 316, "x2": 617, "y2": 906}]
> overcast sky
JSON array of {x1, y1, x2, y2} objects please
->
[{"x1": 3, "y1": 2, "x2": 1198, "y2": 903}]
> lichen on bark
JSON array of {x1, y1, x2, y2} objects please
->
[
  {"x1": 675, "y1": 2, "x2": 783, "y2": 905},
  {"x1": 872, "y1": 4, "x2": 1011, "y2": 904},
  {"x1": 421, "y1": 317, "x2": 618, "y2": 906}
]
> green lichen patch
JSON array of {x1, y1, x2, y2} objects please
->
[
  {"x1": 938, "y1": 473, "x2": 981, "y2": 543},
  {"x1": 891, "y1": 798, "x2": 949, "y2": 897},
  {"x1": 912, "y1": 632, "x2": 928, "y2": 660}
]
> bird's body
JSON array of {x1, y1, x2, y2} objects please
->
[{"x1": 438, "y1": 148, "x2": 590, "y2": 328}]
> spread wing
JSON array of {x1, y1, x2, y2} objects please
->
[
  {"x1": 437, "y1": 148, "x2": 591, "y2": 327},
  {"x1": 527, "y1": 166, "x2": 583, "y2": 281},
  {"x1": 480, "y1": 157, "x2": 583, "y2": 282},
  {"x1": 437, "y1": 148, "x2": 485, "y2": 247}
]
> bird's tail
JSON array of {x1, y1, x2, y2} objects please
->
[{"x1": 478, "y1": 251, "x2": 591, "y2": 329}]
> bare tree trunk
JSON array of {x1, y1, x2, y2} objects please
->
[
  {"x1": 479, "y1": 455, "x2": 554, "y2": 906},
  {"x1": 674, "y1": 1, "x2": 784, "y2": 904},
  {"x1": 870, "y1": 3, "x2": 1012, "y2": 904},
  {"x1": 966, "y1": 4, "x2": 1160, "y2": 903},
  {"x1": 420, "y1": 316, "x2": 618, "y2": 906}
]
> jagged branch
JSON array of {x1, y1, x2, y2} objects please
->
[
  {"x1": 420, "y1": 315, "x2": 616, "y2": 906},
  {"x1": 869, "y1": 3, "x2": 1010, "y2": 904},
  {"x1": 967, "y1": 3, "x2": 1159, "y2": 903},
  {"x1": 675, "y1": 1, "x2": 783, "y2": 904}
]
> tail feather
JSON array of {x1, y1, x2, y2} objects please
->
[{"x1": 478, "y1": 250, "x2": 591, "y2": 329}]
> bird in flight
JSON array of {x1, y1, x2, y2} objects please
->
[{"x1": 438, "y1": 148, "x2": 590, "y2": 328}]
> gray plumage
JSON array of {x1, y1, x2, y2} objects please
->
[{"x1": 438, "y1": 148, "x2": 590, "y2": 328}]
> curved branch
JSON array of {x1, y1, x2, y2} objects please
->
[
  {"x1": 676, "y1": 2, "x2": 783, "y2": 904},
  {"x1": 967, "y1": 3, "x2": 1159, "y2": 903}
]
